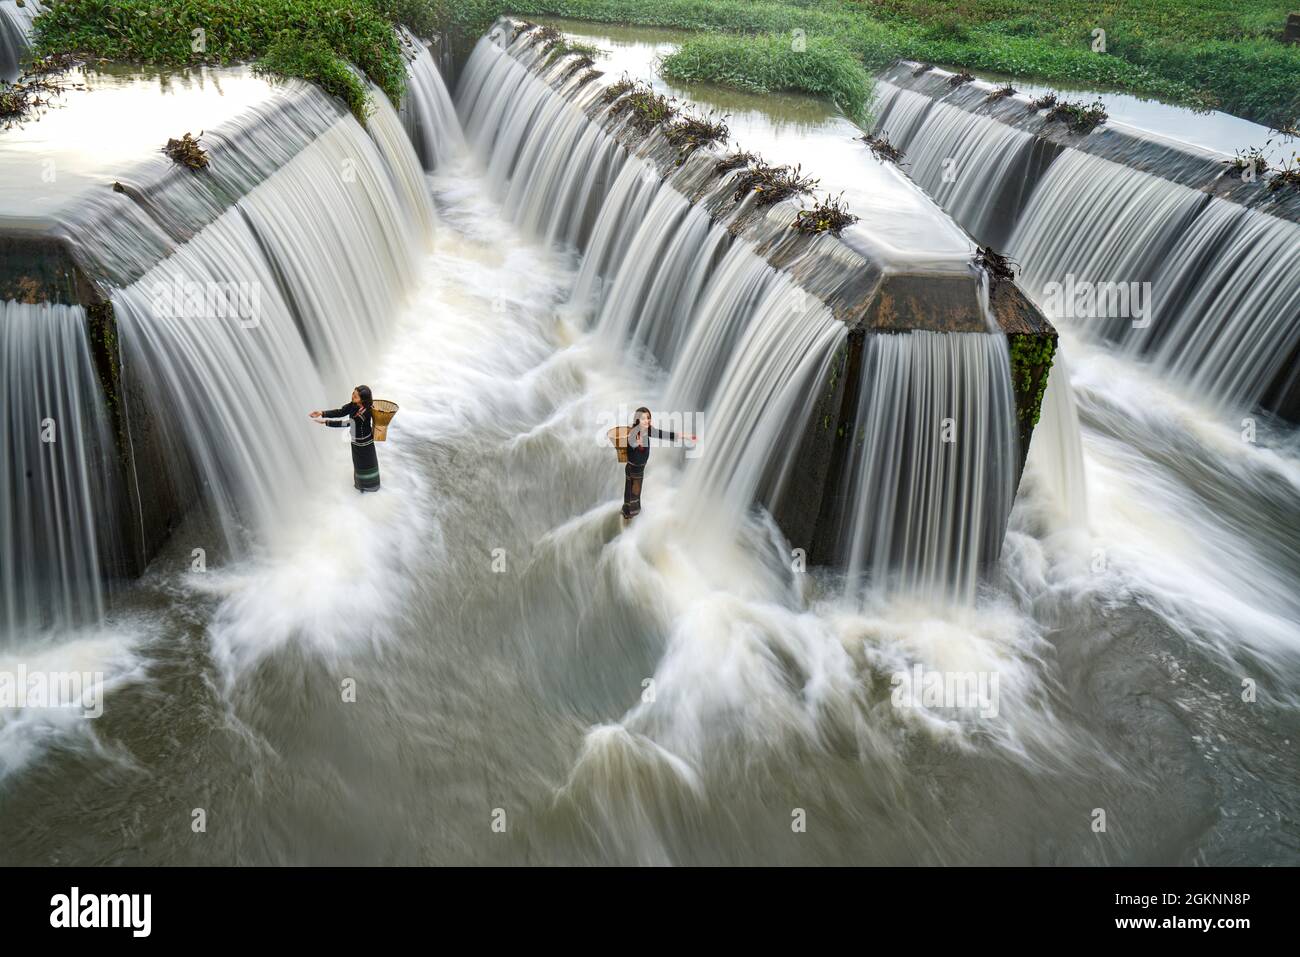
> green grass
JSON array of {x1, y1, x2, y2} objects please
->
[
  {"x1": 661, "y1": 32, "x2": 873, "y2": 125},
  {"x1": 31, "y1": 0, "x2": 408, "y2": 121},
  {"x1": 27, "y1": 0, "x2": 1300, "y2": 127}
]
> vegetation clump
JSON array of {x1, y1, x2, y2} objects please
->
[
  {"x1": 1267, "y1": 157, "x2": 1300, "y2": 192},
  {"x1": 162, "y1": 131, "x2": 209, "y2": 170},
  {"x1": 1008, "y1": 333, "x2": 1056, "y2": 428},
  {"x1": 608, "y1": 81, "x2": 679, "y2": 136},
  {"x1": 600, "y1": 77, "x2": 635, "y2": 106},
  {"x1": 0, "y1": 56, "x2": 81, "y2": 129},
  {"x1": 1028, "y1": 92, "x2": 1058, "y2": 110},
  {"x1": 860, "y1": 132, "x2": 905, "y2": 164},
  {"x1": 974, "y1": 244, "x2": 1018, "y2": 288},
  {"x1": 1225, "y1": 147, "x2": 1270, "y2": 178},
  {"x1": 911, "y1": 63, "x2": 934, "y2": 77},
  {"x1": 947, "y1": 70, "x2": 975, "y2": 87},
  {"x1": 664, "y1": 111, "x2": 730, "y2": 164},
  {"x1": 731, "y1": 159, "x2": 819, "y2": 208},
  {"x1": 545, "y1": 39, "x2": 602, "y2": 66},
  {"x1": 793, "y1": 193, "x2": 858, "y2": 235},
  {"x1": 659, "y1": 30, "x2": 871, "y2": 125},
  {"x1": 1045, "y1": 98, "x2": 1108, "y2": 134},
  {"x1": 985, "y1": 83, "x2": 1016, "y2": 103},
  {"x1": 716, "y1": 149, "x2": 759, "y2": 174}
]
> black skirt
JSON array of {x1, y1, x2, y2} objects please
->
[
  {"x1": 351, "y1": 440, "x2": 380, "y2": 491},
  {"x1": 621, "y1": 462, "x2": 644, "y2": 518}
]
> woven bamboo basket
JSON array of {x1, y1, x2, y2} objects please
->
[
  {"x1": 372, "y1": 399, "x2": 399, "y2": 442},
  {"x1": 607, "y1": 426, "x2": 630, "y2": 463}
]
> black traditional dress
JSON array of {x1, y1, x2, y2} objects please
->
[
  {"x1": 322, "y1": 402, "x2": 380, "y2": 491},
  {"x1": 622, "y1": 426, "x2": 677, "y2": 518}
]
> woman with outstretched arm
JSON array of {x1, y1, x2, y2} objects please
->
[{"x1": 310, "y1": 385, "x2": 380, "y2": 492}]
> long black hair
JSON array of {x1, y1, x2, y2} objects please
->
[{"x1": 355, "y1": 385, "x2": 373, "y2": 415}]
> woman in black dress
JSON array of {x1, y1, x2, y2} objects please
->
[
  {"x1": 311, "y1": 385, "x2": 380, "y2": 492},
  {"x1": 622, "y1": 406, "x2": 696, "y2": 519}
]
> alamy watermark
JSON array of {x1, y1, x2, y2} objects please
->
[
  {"x1": 0, "y1": 666, "x2": 105, "y2": 718},
  {"x1": 150, "y1": 274, "x2": 262, "y2": 328},
  {"x1": 1041, "y1": 274, "x2": 1152, "y2": 328},
  {"x1": 596, "y1": 405, "x2": 705, "y2": 459},
  {"x1": 891, "y1": 665, "x2": 1000, "y2": 719}
]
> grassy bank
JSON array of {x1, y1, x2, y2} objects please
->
[
  {"x1": 32, "y1": 0, "x2": 408, "y2": 120},
  {"x1": 26, "y1": 0, "x2": 1300, "y2": 128},
  {"x1": 440, "y1": 0, "x2": 1298, "y2": 128}
]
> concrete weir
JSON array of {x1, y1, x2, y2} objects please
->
[
  {"x1": 481, "y1": 19, "x2": 1057, "y2": 573},
  {"x1": 871, "y1": 62, "x2": 1300, "y2": 419},
  {"x1": 0, "y1": 58, "x2": 436, "y2": 624}
]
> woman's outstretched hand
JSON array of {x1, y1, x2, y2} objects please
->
[{"x1": 309, "y1": 410, "x2": 323, "y2": 419}]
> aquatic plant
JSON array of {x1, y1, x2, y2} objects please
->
[
  {"x1": 731, "y1": 159, "x2": 818, "y2": 207},
  {"x1": 600, "y1": 77, "x2": 635, "y2": 105},
  {"x1": 608, "y1": 81, "x2": 679, "y2": 136},
  {"x1": 0, "y1": 57, "x2": 81, "y2": 128},
  {"x1": 1224, "y1": 147, "x2": 1270, "y2": 178},
  {"x1": 716, "y1": 149, "x2": 759, "y2": 174},
  {"x1": 664, "y1": 111, "x2": 730, "y2": 164},
  {"x1": 1045, "y1": 98, "x2": 1109, "y2": 134},
  {"x1": 860, "y1": 132, "x2": 905, "y2": 164},
  {"x1": 974, "y1": 244, "x2": 1019, "y2": 288},
  {"x1": 1028, "y1": 92, "x2": 1058, "y2": 110},
  {"x1": 985, "y1": 84, "x2": 1017, "y2": 103},
  {"x1": 947, "y1": 70, "x2": 975, "y2": 87},
  {"x1": 792, "y1": 193, "x2": 858, "y2": 235},
  {"x1": 32, "y1": 0, "x2": 404, "y2": 121},
  {"x1": 162, "y1": 132, "x2": 209, "y2": 170}
]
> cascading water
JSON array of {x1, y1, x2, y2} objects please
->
[
  {"x1": 870, "y1": 73, "x2": 1300, "y2": 414},
  {"x1": 0, "y1": 69, "x2": 436, "y2": 635},
  {"x1": 0, "y1": 302, "x2": 119, "y2": 635},
  {"x1": 459, "y1": 25, "x2": 1021, "y2": 599},
  {"x1": 398, "y1": 25, "x2": 465, "y2": 170},
  {"x1": 4, "y1": 17, "x2": 1295, "y2": 867},
  {"x1": 839, "y1": 332, "x2": 1017, "y2": 603},
  {"x1": 0, "y1": 0, "x2": 37, "y2": 81}
]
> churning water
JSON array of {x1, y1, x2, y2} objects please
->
[{"x1": 0, "y1": 22, "x2": 1296, "y2": 865}]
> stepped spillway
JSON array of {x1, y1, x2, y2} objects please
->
[{"x1": 871, "y1": 63, "x2": 1300, "y2": 419}]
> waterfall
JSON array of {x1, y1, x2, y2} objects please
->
[
  {"x1": 873, "y1": 81, "x2": 1040, "y2": 247},
  {"x1": 458, "y1": 24, "x2": 1020, "y2": 598},
  {"x1": 870, "y1": 72, "x2": 1300, "y2": 415},
  {"x1": 0, "y1": 0, "x2": 37, "y2": 81},
  {"x1": 839, "y1": 332, "x2": 1017, "y2": 602},
  {"x1": 398, "y1": 25, "x2": 465, "y2": 170},
  {"x1": 104, "y1": 84, "x2": 434, "y2": 554},
  {"x1": 1, "y1": 73, "x2": 435, "y2": 634},
  {"x1": 0, "y1": 303, "x2": 120, "y2": 636}
]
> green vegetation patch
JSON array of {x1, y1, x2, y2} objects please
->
[
  {"x1": 32, "y1": 0, "x2": 405, "y2": 121},
  {"x1": 1044, "y1": 97, "x2": 1108, "y2": 135},
  {"x1": 660, "y1": 30, "x2": 873, "y2": 125},
  {"x1": 1008, "y1": 332, "x2": 1056, "y2": 430}
]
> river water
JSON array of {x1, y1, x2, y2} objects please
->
[{"x1": 0, "y1": 23, "x2": 1296, "y2": 865}]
